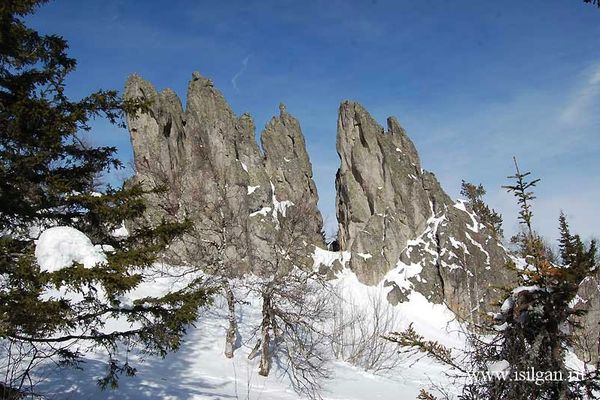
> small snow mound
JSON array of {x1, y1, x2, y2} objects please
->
[
  {"x1": 493, "y1": 322, "x2": 509, "y2": 331},
  {"x1": 384, "y1": 260, "x2": 424, "y2": 291},
  {"x1": 111, "y1": 221, "x2": 129, "y2": 238},
  {"x1": 500, "y1": 297, "x2": 514, "y2": 313},
  {"x1": 312, "y1": 246, "x2": 351, "y2": 270},
  {"x1": 512, "y1": 285, "x2": 541, "y2": 295},
  {"x1": 249, "y1": 206, "x2": 272, "y2": 217},
  {"x1": 35, "y1": 226, "x2": 107, "y2": 272}
]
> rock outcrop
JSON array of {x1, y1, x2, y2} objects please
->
[
  {"x1": 262, "y1": 104, "x2": 323, "y2": 237},
  {"x1": 124, "y1": 72, "x2": 324, "y2": 274},
  {"x1": 335, "y1": 101, "x2": 515, "y2": 321},
  {"x1": 572, "y1": 273, "x2": 600, "y2": 361},
  {"x1": 124, "y1": 72, "x2": 596, "y2": 350}
]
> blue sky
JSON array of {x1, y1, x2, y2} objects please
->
[{"x1": 28, "y1": 0, "x2": 600, "y2": 241}]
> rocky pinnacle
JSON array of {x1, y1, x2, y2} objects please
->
[
  {"x1": 124, "y1": 72, "x2": 324, "y2": 273},
  {"x1": 123, "y1": 72, "x2": 596, "y2": 354},
  {"x1": 335, "y1": 100, "x2": 514, "y2": 322}
]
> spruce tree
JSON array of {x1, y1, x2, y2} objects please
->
[
  {"x1": 460, "y1": 180, "x2": 504, "y2": 239},
  {"x1": 0, "y1": 1, "x2": 212, "y2": 396}
]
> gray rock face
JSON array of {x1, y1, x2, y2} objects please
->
[
  {"x1": 335, "y1": 102, "x2": 431, "y2": 284},
  {"x1": 124, "y1": 72, "x2": 324, "y2": 274},
  {"x1": 125, "y1": 75, "x2": 186, "y2": 187},
  {"x1": 124, "y1": 73, "x2": 596, "y2": 353},
  {"x1": 572, "y1": 273, "x2": 600, "y2": 362},
  {"x1": 335, "y1": 101, "x2": 514, "y2": 321},
  {"x1": 262, "y1": 104, "x2": 323, "y2": 241},
  {"x1": 333, "y1": 100, "x2": 599, "y2": 357}
]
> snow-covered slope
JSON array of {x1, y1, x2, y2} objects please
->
[{"x1": 31, "y1": 246, "x2": 463, "y2": 400}]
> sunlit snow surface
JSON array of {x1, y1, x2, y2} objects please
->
[
  {"x1": 32, "y1": 247, "x2": 462, "y2": 399},
  {"x1": 30, "y1": 231, "x2": 589, "y2": 399}
]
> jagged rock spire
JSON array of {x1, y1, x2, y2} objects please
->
[
  {"x1": 124, "y1": 72, "x2": 324, "y2": 273},
  {"x1": 123, "y1": 73, "x2": 599, "y2": 359},
  {"x1": 335, "y1": 100, "x2": 513, "y2": 321}
]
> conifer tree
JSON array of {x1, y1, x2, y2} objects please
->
[
  {"x1": 0, "y1": 1, "x2": 212, "y2": 396},
  {"x1": 460, "y1": 180, "x2": 504, "y2": 239},
  {"x1": 387, "y1": 158, "x2": 599, "y2": 399}
]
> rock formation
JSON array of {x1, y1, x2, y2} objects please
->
[
  {"x1": 124, "y1": 73, "x2": 516, "y2": 322},
  {"x1": 335, "y1": 101, "x2": 515, "y2": 321},
  {"x1": 123, "y1": 72, "x2": 596, "y2": 350},
  {"x1": 124, "y1": 72, "x2": 324, "y2": 274},
  {"x1": 572, "y1": 273, "x2": 600, "y2": 361}
]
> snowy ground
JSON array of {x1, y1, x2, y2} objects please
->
[
  {"x1": 25, "y1": 227, "x2": 590, "y2": 399},
  {"x1": 34, "y1": 301, "x2": 450, "y2": 400},
  {"x1": 30, "y1": 249, "x2": 462, "y2": 400}
]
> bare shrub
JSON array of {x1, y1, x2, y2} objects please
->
[{"x1": 329, "y1": 287, "x2": 404, "y2": 373}]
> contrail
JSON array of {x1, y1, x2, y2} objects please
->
[{"x1": 231, "y1": 55, "x2": 251, "y2": 92}]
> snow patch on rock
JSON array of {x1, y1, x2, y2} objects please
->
[{"x1": 312, "y1": 246, "x2": 351, "y2": 270}]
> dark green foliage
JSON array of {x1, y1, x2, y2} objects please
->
[
  {"x1": 558, "y1": 213, "x2": 597, "y2": 275},
  {"x1": 460, "y1": 180, "x2": 504, "y2": 239},
  {"x1": 97, "y1": 359, "x2": 137, "y2": 390},
  {"x1": 584, "y1": 0, "x2": 600, "y2": 8},
  {"x1": 0, "y1": 382, "x2": 24, "y2": 400},
  {"x1": 0, "y1": 0, "x2": 213, "y2": 395}
]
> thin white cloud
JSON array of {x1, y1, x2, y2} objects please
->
[
  {"x1": 560, "y1": 63, "x2": 600, "y2": 125},
  {"x1": 231, "y1": 55, "x2": 251, "y2": 92},
  {"x1": 592, "y1": 68, "x2": 600, "y2": 84},
  {"x1": 364, "y1": 63, "x2": 600, "y2": 242}
]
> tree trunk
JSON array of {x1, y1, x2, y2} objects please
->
[
  {"x1": 258, "y1": 292, "x2": 272, "y2": 376},
  {"x1": 224, "y1": 283, "x2": 238, "y2": 358}
]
